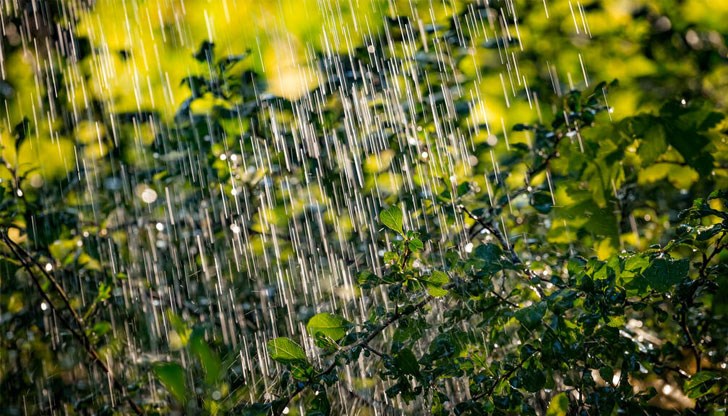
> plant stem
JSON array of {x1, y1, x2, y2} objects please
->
[
  {"x1": 273, "y1": 297, "x2": 431, "y2": 416},
  {"x1": 0, "y1": 232, "x2": 144, "y2": 415}
]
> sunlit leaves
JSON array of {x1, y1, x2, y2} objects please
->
[
  {"x1": 684, "y1": 371, "x2": 722, "y2": 399},
  {"x1": 545, "y1": 392, "x2": 569, "y2": 416}
]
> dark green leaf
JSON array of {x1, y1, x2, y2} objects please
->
[
  {"x1": 642, "y1": 258, "x2": 689, "y2": 292},
  {"x1": 515, "y1": 302, "x2": 546, "y2": 330},
  {"x1": 394, "y1": 348, "x2": 420, "y2": 376}
]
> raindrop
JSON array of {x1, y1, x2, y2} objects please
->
[{"x1": 140, "y1": 188, "x2": 158, "y2": 204}]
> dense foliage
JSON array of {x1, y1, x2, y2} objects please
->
[{"x1": 0, "y1": 0, "x2": 727, "y2": 415}]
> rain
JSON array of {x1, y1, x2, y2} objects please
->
[{"x1": 2, "y1": 0, "x2": 727, "y2": 415}]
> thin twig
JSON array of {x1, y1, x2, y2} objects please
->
[
  {"x1": 471, "y1": 350, "x2": 539, "y2": 402},
  {"x1": 1, "y1": 232, "x2": 144, "y2": 415},
  {"x1": 273, "y1": 297, "x2": 431, "y2": 416},
  {"x1": 459, "y1": 206, "x2": 547, "y2": 297}
]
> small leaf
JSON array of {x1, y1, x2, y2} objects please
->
[
  {"x1": 307, "y1": 313, "x2": 350, "y2": 341},
  {"x1": 153, "y1": 362, "x2": 188, "y2": 404},
  {"x1": 267, "y1": 337, "x2": 307, "y2": 364},
  {"x1": 13, "y1": 117, "x2": 30, "y2": 152},
  {"x1": 531, "y1": 191, "x2": 554, "y2": 214},
  {"x1": 408, "y1": 237, "x2": 424, "y2": 252},
  {"x1": 307, "y1": 392, "x2": 331, "y2": 416},
  {"x1": 194, "y1": 40, "x2": 215, "y2": 63},
  {"x1": 380, "y1": 205, "x2": 404, "y2": 235}
]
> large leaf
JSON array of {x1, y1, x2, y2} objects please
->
[
  {"x1": 153, "y1": 362, "x2": 188, "y2": 404},
  {"x1": 267, "y1": 337, "x2": 307, "y2": 364},
  {"x1": 642, "y1": 258, "x2": 689, "y2": 292},
  {"x1": 380, "y1": 205, "x2": 404, "y2": 235},
  {"x1": 306, "y1": 313, "x2": 350, "y2": 341}
]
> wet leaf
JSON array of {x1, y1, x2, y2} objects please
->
[
  {"x1": 684, "y1": 371, "x2": 719, "y2": 399},
  {"x1": 394, "y1": 348, "x2": 420, "y2": 376},
  {"x1": 515, "y1": 302, "x2": 546, "y2": 330},
  {"x1": 307, "y1": 313, "x2": 350, "y2": 341},
  {"x1": 267, "y1": 337, "x2": 307, "y2": 364},
  {"x1": 380, "y1": 205, "x2": 404, "y2": 235},
  {"x1": 408, "y1": 237, "x2": 424, "y2": 252}
]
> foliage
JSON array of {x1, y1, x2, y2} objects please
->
[{"x1": 0, "y1": 0, "x2": 726, "y2": 415}]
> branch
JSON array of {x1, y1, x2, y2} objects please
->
[
  {"x1": 459, "y1": 206, "x2": 547, "y2": 297},
  {"x1": 273, "y1": 297, "x2": 431, "y2": 415},
  {"x1": 0, "y1": 232, "x2": 144, "y2": 415},
  {"x1": 470, "y1": 350, "x2": 539, "y2": 402}
]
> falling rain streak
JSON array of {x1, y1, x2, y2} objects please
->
[{"x1": 0, "y1": 0, "x2": 602, "y2": 413}]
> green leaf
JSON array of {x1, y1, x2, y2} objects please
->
[
  {"x1": 267, "y1": 337, "x2": 307, "y2": 364},
  {"x1": 307, "y1": 391, "x2": 331, "y2": 416},
  {"x1": 408, "y1": 237, "x2": 424, "y2": 252},
  {"x1": 306, "y1": 313, "x2": 350, "y2": 341},
  {"x1": 474, "y1": 243, "x2": 503, "y2": 262},
  {"x1": 380, "y1": 205, "x2": 404, "y2": 235},
  {"x1": 642, "y1": 258, "x2": 689, "y2": 292},
  {"x1": 546, "y1": 392, "x2": 569, "y2": 416},
  {"x1": 515, "y1": 302, "x2": 546, "y2": 330},
  {"x1": 518, "y1": 366, "x2": 546, "y2": 392},
  {"x1": 684, "y1": 371, "x2": 719, "y2": 399},
  {"x1": 153, "y1": 362, "x2": 188, "y2": 404},
  {"x1": 394, "y1": 348, "x2": 420, "y2": 376},
  {"x1": 531, "y1": 191, "x2": 554, "y2": 214},
  {"x1": 425, "y1": 270, "x2": 449, "y2": 297},
  {"x1": 189, "y1": 329, "x2": 222, "y2": 385},
  {"x1": 639, "y1": 123, "x2": 667, "y2": 166}
]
